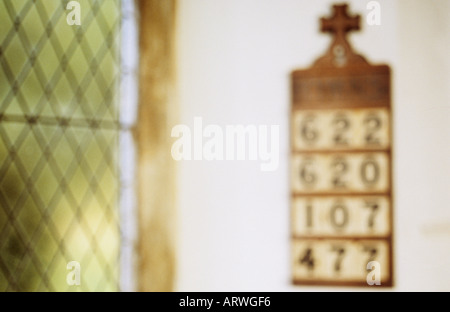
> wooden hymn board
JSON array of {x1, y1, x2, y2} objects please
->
[{"x1": 291, "y1": 4, "x2": 393, "y2": 286}]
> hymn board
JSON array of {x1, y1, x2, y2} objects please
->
[{"x1": 291, "y1": 4, "x2": 393, "y2": 286}]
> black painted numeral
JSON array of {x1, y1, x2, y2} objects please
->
[
  {"x1": 305, "y1": 202, "x2": 313, "y2": 228},
  {"x1": 299, "y1": 248, "x2": 315, "y2": 271},
  {"x1": 360, "y1": 158, "x2": 380, "y2": 186},
  {"x1": 363, "y1": 246, "x2": 378, "y2": 264},
  {"x1": 301, "y1": 115, "x2": 318, "y2": 144},
  {"x1": 300, "y1": 158, "x2": 316, "y2": 186},
  {"x1": 364, "y1": 200, "x2": 379, "y2": 229},
  {"x1": 333, "y1": 114, "x2": 350, "y2": 145},
  {"x1": 330, "y1": 202, "x2": 349, "y2": 229},
  {"x1": 364, "y1": 114, "x2": 382, "y2": 145},
  {"x1": 332, "y1": 157, "x2": 348, "y2": 188},
  {"x1": 331, "y1": 246, "x2": 346, "y2": 272}
]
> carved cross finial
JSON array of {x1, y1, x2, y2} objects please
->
[
  {"x1": 321, "y1": 4, "x2": 360, "y2": 40},
  {"x1": 315, "y1": 4, "x2": 366, "y2": 68}
]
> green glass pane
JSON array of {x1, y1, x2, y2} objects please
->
[{"x1": 0, "y1": 0, "x2": 122, "y2": 292}]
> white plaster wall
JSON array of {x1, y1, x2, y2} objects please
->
[
  {"x1": 175, "y1": 0, "x2": 450, "y2": 291},
  {"x1": 394, "y1": 0, "x2": 450, "y2": 291}
]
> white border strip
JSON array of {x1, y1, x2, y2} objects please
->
[{"x1": 119, "y1": 0, "x2": 138, "y2": 292}]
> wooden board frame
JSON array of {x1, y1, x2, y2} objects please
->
[{"x1": 290, "y1": 4, "x2": 394, "y2": 287}]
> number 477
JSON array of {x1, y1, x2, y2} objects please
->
[{"x1": 299, "y1": 245, "x2": 378, "y2": 274}]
